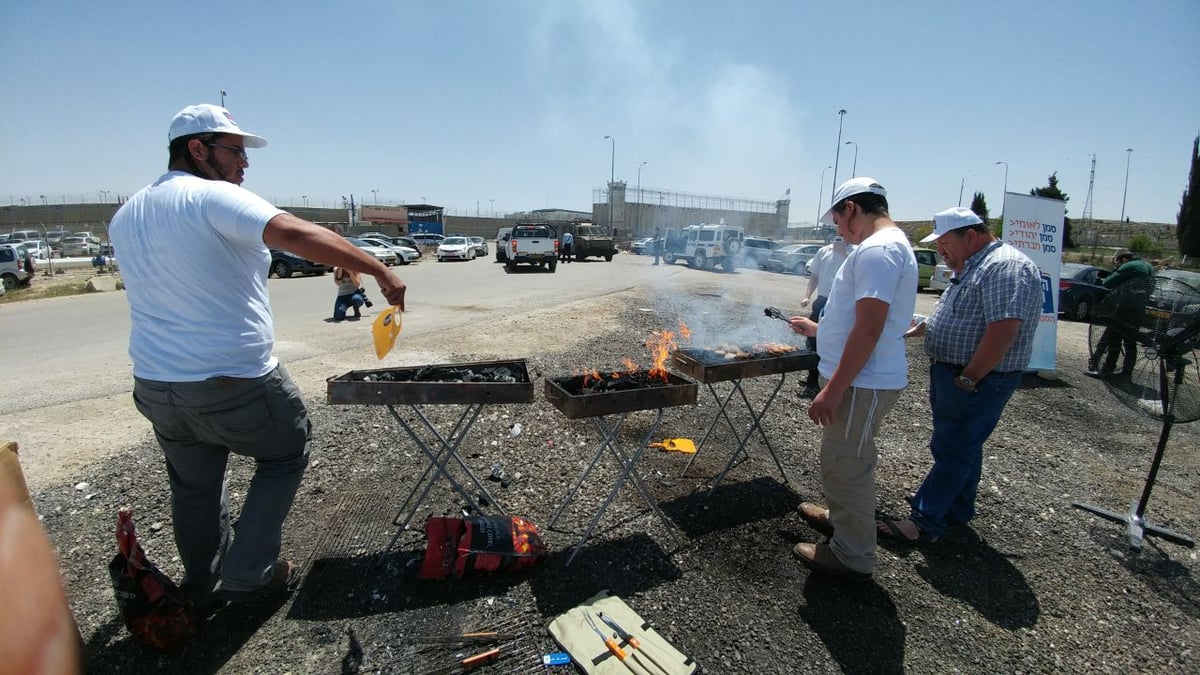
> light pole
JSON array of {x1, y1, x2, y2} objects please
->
[
  {"x1": 302, "y1": 195, "x2": 308, "y2": 207},
  {"x1": 637, "y1": 160, "x2": 647, "y2": 235},
  {"x1": 370, "y1": 188, "x2": 379, "y2": 205},
  {"x1": 489, "y1": 198, "x2": 494, "y2": 215},
  {"x1": 995, "y1": 160, "x2": 1008, "y2": 224},
  {"x1": 99, "y1": 190, "x2": 110, "y2": 203},
  {"x1": 603, "y1": 135, "x2": 615, "y2": 236},
  {"x1": 39, "y1": 194, "x2": 47, "y2": 205},
  {"x1": 958, "y1": 178, "x2": 966, "y2": 207},
  {"x1": 844, "y1": 140, "x2": 858, "y2": 177},
  {"x1": 219, "y1": 90, "x2": 226, "y2": 107},
  {"x1": 831, "y1": 109, "x2": 847, "y2": 201},
  {"x1": 817, "y1": 165, "x2": 832, "y2": 224},
  {"x1": 1120, "y1": 148, "x2": 1133, "y2": 222}
]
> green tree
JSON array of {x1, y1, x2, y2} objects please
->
[
  {"x1": 1127, "y1": 233, "x2": 1160, "y2": 256},
  {"x1": 1030, "y1": 172, "x2": 1075, "y2": 248},
  {"x1": 1178, "y1": 135, "x2": 1200, "y2": 257},
  {"x1": 969, "y1": 191, "x2": 989, "y2": 223}
]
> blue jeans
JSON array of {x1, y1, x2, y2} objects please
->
[
  {"x1": 132, "y1": 365, "x2": 311, "y2": 600},
  {"x1": 909, "y1": 362, "x2": 1022, "y2": 538},
  {"x1": 333, "y1": 292, "x2": 364, "y2": 321}
]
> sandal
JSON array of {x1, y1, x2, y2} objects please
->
[{"x1": 876, "y1": 518, "x2": 938, "y2": 546}]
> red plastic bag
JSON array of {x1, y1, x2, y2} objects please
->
[
  {"x1": 419, "y1": 515, "x2": 547, "y2": 580},
  {"x1": 107, "y1": 509, "x2": 195, "y2": 649}
]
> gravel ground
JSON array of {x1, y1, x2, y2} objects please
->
[{"x1": 32, "y1": 280, "x2": 1200, "y2": 674}]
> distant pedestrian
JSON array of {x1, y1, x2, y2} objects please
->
[
  {"x1": 332, "y1": 267, "x2": 365, "y2": 321},
  {"x1": 1086, "y1": 251, "x2": 1153, "y2": 379},
  {"x1": 652, "y1": 227, "x2": 662, "y2": 265},
  {"x1": 561, "y1": 230, "x2": 574, "y2": 263}
]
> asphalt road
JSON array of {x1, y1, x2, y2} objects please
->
[{"x1": 1, "y1": 253, "x2": 659, "y2": 416}]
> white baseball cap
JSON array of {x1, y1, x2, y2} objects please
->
[
  {"x1": 819, "y1": 177, "x2": 887, "y2": 226},
  {"x1": 168, "y1": 104, "x2": 267, "y2": 148},
  {"x1": 920, "y1": 206, "x2": 984, "y2": 243}
]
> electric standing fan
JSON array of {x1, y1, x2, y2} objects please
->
[{"x1": 1073, "y1": 274, "x2": 1200, "y2": 551}]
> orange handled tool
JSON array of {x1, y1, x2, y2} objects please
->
[
  {"x1": 598, "y1": 613, "x2": 671, "y2": 675},
  {"x1": 583, "y1": 612, "x2": 626, "y2": 661}
]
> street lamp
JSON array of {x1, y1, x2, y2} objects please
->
[
  {"x1": 603, "y1": 135, "x2": 615, "y2": 235},
  {"x1": 844, "y1": 141, "x2": 858, "y2": 177},
  {"x1": 370, "y1": 188, "x2": 379, "y2": 205},
  {"x1": 39, "y1": 195, "x2": 47, "y2": 205},
  {"x1": 995, "y1": 161, "x2": 1008, "y2": 223},
  {"x1": 219, "y1": 89, "x2": 226, "y2": 107},
  {"x1": 489, "y1": 198, "x2": 494, "y2": 215},
  {"x1": 1120, "y1": 148, "x2": 1133, "y2": 222},
  {"x1": 637, "y1": 160, "x2": 647, "y2": 235},
  {"x1": 99, "y1": 190, "x2": 110, "y2": 203},
  {"x1": 301, "y1": 195, "x2": 308, "y2": 207},
  {"x1": 831, "y1": 109, "x2": 847, "y2": 201},
  {"x1": 816, "y1": 165, "x2": 832, "y2": 224}
]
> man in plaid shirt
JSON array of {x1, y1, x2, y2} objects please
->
[{"x1": 877, "y1": 207, "x2": 1042, "y2": 544}]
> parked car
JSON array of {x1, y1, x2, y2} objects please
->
[
  {"x1": 410, "y1": 233, "x2": 446, "y2": 248},
  {"x1": 20, "y1": 240, "x2": 52, "y2": 260},
  {"x1": 268, "y1": 249, "x2": 331, "y2": 278},
  {"x1": 739, "y1": 237, "x2": 782, "y2": 268},
  {"x1": 345, "y1": 237, "x2": 398, "y2": 266},
  {"x1": 763, "y1": 243, "x2": 822, "y2": 274},
  {"x1": 629, "y1": 237, "x2": 654, "y2": 255},
  {"x1": 913, "y1": 247, "x2": 939, "y2": 289},
  {"x1": 61, "y1": 235, "x2": 101, "y2": 257},
  {"x1": 0, "y1": 243, "x2": 35, "y2": 290},
  {"x1": 1157, "y1": 268, "x2": 1200, "y2": 292},
  {"x1": 7, "y1": 229, "x2": 43, "y2": 243},
  {"x1": 389, "y1": 236, "x2": 423, "y2": 258},
  {"x1": 437, "y1": 236, "x2": 477, "y2": 262},
  {"x1": 1058, "y1": 263, "x2": 1110, "y2": 321},
  {"x1": 468, "y1": 236, "x2": 489, "y2": 257},
  {"x1": 360, "y1": 237, "x2": 418, "y2": 265}
]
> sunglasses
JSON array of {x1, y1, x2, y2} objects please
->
[{"x1": 204, "y1": 142, "x2": 248, "y2": 161}]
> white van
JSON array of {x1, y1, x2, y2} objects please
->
[{"x1": 495, "y1": 227, "x2": 512, "y2": 261}]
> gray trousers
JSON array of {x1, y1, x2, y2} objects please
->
[{"x1": 132, "y1": 365, "x2": 311, "y2": 598}]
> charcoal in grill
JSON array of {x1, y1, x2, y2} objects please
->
[
  {"x1": 327, "y1": 359, "x2": 534, "y2": 405},
  {"x1": 362, "y1": 364, "x2": 521, "y2": 383}
]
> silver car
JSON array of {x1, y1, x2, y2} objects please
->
[{"x1": 345, "y1": 237, "x2": 398, "y2": 266}]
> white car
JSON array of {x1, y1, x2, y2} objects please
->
[
  {"x1": 436, "y1": 236, "x2": 476, "y2": 262},
  {"x1": 359, "y1": 237, "x2": 419, "y2": 265},
  {"x1": 928, "y1": 263, "x2": 953, "y2": 291},
  {"x1": 61, "y1": 236, "x2": 101, "y2": 257},
  {"x1": 345, "y1": 237, "x2": 398, "y2": 266}
]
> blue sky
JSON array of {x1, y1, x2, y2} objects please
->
[{"x1": 2, "y1": 1, "x2": 1197, "y2": 224}]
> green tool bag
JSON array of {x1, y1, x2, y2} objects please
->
[{"x1": 548, "y1": 590, "x2": 697, "y2": 675}]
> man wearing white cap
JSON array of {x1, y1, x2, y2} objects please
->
[
  {"x1": 110, "y1": 104, "x2": 407, "y2": 613},
  {"x1": 876, "y1": 207, "x2": 1040, "y2": 545},
  {"x1": 788, "y1": 177, "x2": 917, "y2": 579}
]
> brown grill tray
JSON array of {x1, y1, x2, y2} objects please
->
[
  {"x1": 672, "y1": 348, "x2": 818, "y2": 383},
  {"x1": 544, "y1": 372, "x2": 698, "y2": 419},
  {"x1": 327, "y1": 359, "x2": 534, "y2": 405}
]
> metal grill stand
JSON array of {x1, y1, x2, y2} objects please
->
[
  {"x1": 327, "y1": 361, "x2": 535, "y2": 554},
  {"x1": 544, "y1": 374, "x2": 699, "y2": 566},
  {"x1": 673, "y1": 348, "x2": 818, "y2": 495}
]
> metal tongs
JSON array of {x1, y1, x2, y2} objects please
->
[{"x1": 763, "y1": 306, "x2": 791, "y2": 324}]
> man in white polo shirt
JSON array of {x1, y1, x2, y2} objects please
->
[{"x1": 111, "y1": 104, "x2": 407, "y2": 613}]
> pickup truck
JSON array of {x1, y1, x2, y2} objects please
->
[
  {"x1": 505, "y1": 224, "x2": 558, "y2": 272},
  {"x1": 569, "y1": 223, "x2": 616, "y2": 261}
]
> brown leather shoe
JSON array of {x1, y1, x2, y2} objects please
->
[
  {"x1": 798, "y1": 502, "x2": 833, "y2": 535},
  {"x1": 792, "y1": 543, "x2": 871, "y2": 580}
]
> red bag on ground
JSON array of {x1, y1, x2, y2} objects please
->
[
  {"x1": 419, "y1": 515, "x2": 547, "y2": 580},
  {"x1": 107, "y1": 509, "x2": 195, "y2": 649}
]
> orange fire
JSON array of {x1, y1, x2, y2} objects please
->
[
  {"x1": 579, "y1": 366, "x2": 603, "y2": 387},
  {"x1": 644, "y1": 330, "x2": 678, "y2": 382},
  {"x1": 622, "y1": 357, "x2": 638, "y2": 374},
  {"x1": 678, "y1": 319, "x2": 692, "y2": 342}
]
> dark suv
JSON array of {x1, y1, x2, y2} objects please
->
[
  {"x1": 268, "y1": 249, "x2": 331, "y2": 278},
  {"x1": 739, "y1": 237, "x2": 782, "y2": 268}
]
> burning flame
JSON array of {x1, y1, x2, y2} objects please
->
[
  {"x1": 678, "y1": 319, "x2": 692, "y2": 342},
  {"x1": 622, "y1": 357, "x2": 638, "y2": 374},
  {"x1": 645, "y1": 330, "x2": 678, "y2": 382},
  {"x1": 577, "y1": 366, "x2": 603, "y2": 387}
]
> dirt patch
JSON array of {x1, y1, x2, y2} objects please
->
[{"x1": 31, "y1": 285, "x2": 1200, "y2": 673}]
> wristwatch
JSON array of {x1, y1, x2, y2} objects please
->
[{"x1": 954, "y1": 374, "x2": 977, "y2": 392}]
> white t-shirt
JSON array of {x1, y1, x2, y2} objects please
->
[
  {"x1": 816, "y1": 226, "x2": 918, "y2": 390},
  {"x1": 808, "y1": 244, "x2": 848, "y2": 298},
  {"x1": 110, "y1": 171, "x2": 285, "y2": 381}
]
